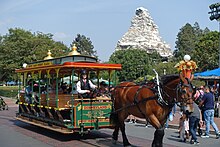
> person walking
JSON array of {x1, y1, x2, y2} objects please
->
[
  {"x1": 194, "y1": 85, "x2": 205, "y2": 136},
  {"x1": 188, "y1": 102, "x2": 201, "y2": 144},
  {"x1": 199, "y1": 85, "x2": 220, "y2": 139}
]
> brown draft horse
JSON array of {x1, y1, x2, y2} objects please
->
[{"x1": 110, "y1": 74, "x2": 194, "y2": 147}]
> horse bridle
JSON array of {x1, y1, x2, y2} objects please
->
[
  {"x1": 161, "y1": 77, "x2": 194, "y2": 107},
  {"x1": 177, "y1": 78, "x2": 194, "y2": 106}
]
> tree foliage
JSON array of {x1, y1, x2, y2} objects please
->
[
  {"x1": 71, "y1": 34, "x2": 97, "y2": 58},
  {"x1": 172, "y1": 22, "x2": 219, "y2": 73},
  {"x1": 109, "y1": 49, "x2": 153, "y2": 81},
  {"x1": 152, "y1": 61, "x2": 177, "y2": 76},
  {"x1": 173, "y1": 23, "x2": 197, "y2": 61},
  {"x1": 0, "y1": 28, "x2": 69, "y2": 81},
  {"x1": 193, "y1": 31, "x2": 219, "y2": 71}
]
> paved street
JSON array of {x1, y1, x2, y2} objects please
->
[{"x1": 0, "y1": 97, "x2": 220, "y2": 147}]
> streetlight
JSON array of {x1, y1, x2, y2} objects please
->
[
  {"x1": 209, "y1": 3, "x2": 220, "y2": 117},
  {"x1": 22, "y1": 63, "x2": 27, "y2": 86},
  {"x1": 209, "y1": 2, "x2": 220, "y2": 67},
  {"x1": 22, "y1": 63, "x2": 27, "y2": 68}
]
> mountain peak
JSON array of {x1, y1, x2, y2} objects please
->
[{"x1": 115, "y1": 7, "x2": 172, "y2": 57}]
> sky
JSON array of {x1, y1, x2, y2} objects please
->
[{"x1": 0, "y1": 0, "x2": 220, "y2": 62}]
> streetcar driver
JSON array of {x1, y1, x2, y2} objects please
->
[{"x1": 76, "y1": 70, "x2": 97, "y2": 98}]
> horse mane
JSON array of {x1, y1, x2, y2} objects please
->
[{"x1": 160, "y1": 74, "x2": 179, "y2": 85}]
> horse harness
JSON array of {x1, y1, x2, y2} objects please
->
[
  {"x1": 112, "y1": 77, "x2": 192, "y2": 115},
  {"x1": 132, "y1": 83, "x2": 174, "y2": 116},
  {"x1": 111, "y1": 82, "x2": 174, "y2": 116}
]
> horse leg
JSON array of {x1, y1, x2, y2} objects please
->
[
  {"x1": 112, "y1": 124, "x2": 119, "y2": 144},
  {"x1": 113, "y1": 112, "x2": 131, "y2": 146},
  {"x1": 120, "y1": 120, "x2": 131, "y2": 147},
  {"x1": 148, "y1": 114, "x2": 164, "y2": 147},
  {"x1": 152, "y1": 128, "x2": 164, "y2": 147}
]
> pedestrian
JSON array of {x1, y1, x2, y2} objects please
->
[
  {"x1": 194, "y1": 85, "x2": 205, "y2": 136},
  {"x1": 188, "y1": 101, "x2": 201, "y2": 144},
  {"x1": 128, "y1": 115, "x2": 136, "y2": 124},
  {"x1": 199, "y1": 85, "x2": 220, "y2": 139},
  {"x1": 165, "y1": 111, "x2": 173, "y2": 129},
  {"x1": 173, "y1": 103, "x2": 177, "y2": 116},
  {"x1": 145, "y1": 119, "x2": 150, "y2": 128},
  {"x1": 178, "y1": 112, "x2": 189, "y2": 142}
]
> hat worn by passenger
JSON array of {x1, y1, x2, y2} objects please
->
[
  {"x1": 100, "y1": 81, "x2": 107, "y2": 86},
  {"x1": 81, "y1": 70, "x2": 87, "y2": 75}
]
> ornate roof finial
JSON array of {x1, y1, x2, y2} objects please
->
[
  {"x1": 44, "y1": 50, "x2": 54, "y2": 60},
  {"x1": 68, "y1": 44, "x2": 80, "y2": 56}
]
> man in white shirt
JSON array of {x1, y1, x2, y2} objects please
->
[{"x1": 76, "y1": 70, "x2": 97, "y2": 98}]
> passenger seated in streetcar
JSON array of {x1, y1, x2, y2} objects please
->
[
  {"x1": 48, "y1": 80, "x2": 62, "y2": 94},
  {"x1": 61, "y1": 82, "x2": 68, "y2": 94},
  {"x1": 76, "y1": 70, "x2": 97, "y2": 98},
  {"x1": 98, "y1": 81, "x2": 109, "y2": 98},
  {"x1": 68, "y1": 83, "x2": 78, "y2": 94},
  {"x1": 25, "y1": 80, "x2": 32, "y2": 104}
]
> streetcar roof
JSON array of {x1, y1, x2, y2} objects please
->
[{"x1": 15, "y1": 62, "x2": 122, "y2": 73}]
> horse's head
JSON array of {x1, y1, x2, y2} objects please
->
[
  {"x1": 161, "y1": 74, "x2": 195, "y2": 112},
  {"x1": 178, "y1": 77, "x2": 194, "y2": 113}
]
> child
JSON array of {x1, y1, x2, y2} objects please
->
[{"x1": 179, "y1": 113, "x2": 189, "y2": 142}]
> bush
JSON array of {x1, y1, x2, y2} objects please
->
[{"x1": 0, "y1": 86, "x2": 19, "y2": 98}]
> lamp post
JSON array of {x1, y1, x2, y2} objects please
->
[
  {"x1": 209, "y1": 3, "x2": 220, "y2": 67},
  {"x1": 209, "y1": 3, "x2": 220, "y2": 117},
  {"x1": 22, "y1": 63, "x2": 27, "y2": 86}
]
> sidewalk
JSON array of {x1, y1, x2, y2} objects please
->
[{"x1": 135, "y1": 111, "x2": 220, "y2": 135}]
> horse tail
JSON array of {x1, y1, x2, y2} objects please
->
[
  {"x1": 110, "y1": 92, "x2": 118, "y2": 126},
  {"x1": 110, "y1": 112, "x2": 118, "y2": 126}
]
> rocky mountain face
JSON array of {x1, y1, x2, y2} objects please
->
[{"x1": 115, "y1": 7, "x2": 172, "y2": 57}]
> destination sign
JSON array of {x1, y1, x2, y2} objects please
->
[
  {"x1": 27, "y1": 62, "x2": 53, "y2": 68},
  {"x1": 78, "y1": 118, "x2": 110, "y2": 124},
  {"x1": 77, "y1": 104, "x2": 111, "y2": 111}
]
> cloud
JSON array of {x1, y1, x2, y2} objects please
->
[{"x1": 53, "y1": 32, "x2": 70, "y2": 43}]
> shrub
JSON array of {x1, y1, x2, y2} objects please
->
[{"x1": 0, "y1": 86, "x2": 19, "y2": 98}]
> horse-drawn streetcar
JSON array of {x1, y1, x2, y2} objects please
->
[
  {"x1": 15, "y1": 46, "x2": 121, "y2": 134},
  {"x1": 16, "y1": 47, "x2": 197, "y2": 147}
]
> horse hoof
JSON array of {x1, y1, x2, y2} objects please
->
[{"x1": 112, "y1": 139, "x2": 117, "y2": 144}]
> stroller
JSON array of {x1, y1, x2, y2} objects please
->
[{"x1": 0, "y1": 97, "x2": 8, "y2": 110}]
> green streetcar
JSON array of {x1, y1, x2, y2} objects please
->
[{"x1": 15, "y1": 45, "x2": 121, "y2": 134}]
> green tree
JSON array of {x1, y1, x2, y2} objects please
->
[
  {"x1": 109, "y1": 49, "x2": 152, "y2": 82},
  {"x1": 151, "y1": 61, "x2": 177, "y2": 76},
  {"x1": 173, "y1": 23, "x2": 197, "y2": 61},
  {"x1": 193, "y1": 22, "x2": 203, "y2": 38},
  {"x1": 203, "y1": 27, "x2": 210, "y2": 34},
  {"x1": 193, "y1": 31, "x2": 219, "y2": 71},
  {"x1": 0, "y1": 28, "x2": 69, "y2": 82},
  {"x1": 71, "y1": 34, "x2": 97, "y2": 58}
]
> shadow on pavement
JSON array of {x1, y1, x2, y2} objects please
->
[{"x1": 12, "y1": 119, "x2": 112, "y2": 141}]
